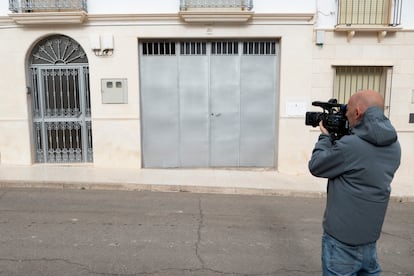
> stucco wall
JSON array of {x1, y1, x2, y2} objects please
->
[
  {"x1": 0, "y1": 1, "x2": 412, "y2": 186},
  {"x1": 0, "y1": 17, "x2": 315, "y2": 171},
  {"x1": 0, "y1": 28, "x2": 32, "y2": 164}
]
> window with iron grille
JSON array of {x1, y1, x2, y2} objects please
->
[
  {"x1": 333, "y1": 66, "x2": 391, "y2": 105},
  {"x1": 337, "y1": 0, "x2": 402, "y2": 26}
]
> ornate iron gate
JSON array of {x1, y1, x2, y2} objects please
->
[{"x1": 29, "y1": 35, "x2": 93, "y2": 163}]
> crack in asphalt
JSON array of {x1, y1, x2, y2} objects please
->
[
  {"x1": 382, "y1": 231, "x2": 414, "y2": 243},
  {"x1": 195, "y1": 195, "x2": 205, "y2": 269},
  {"x1": 0, "y1": 258, "x2": 93, "y2": 273}
]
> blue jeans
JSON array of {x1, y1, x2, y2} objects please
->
[{"x1": 322, "y1": 233, "x2": 381, "y2": 276}]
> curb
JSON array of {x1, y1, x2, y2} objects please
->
[
  {"x1": 0, "y1": 180, "x2": 326, "y2": 198},
  {"x1": 1, "y1": 180, "x2": 413, "y2": 202}
]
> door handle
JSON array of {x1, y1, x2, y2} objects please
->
[{"x1": 210, "y1": 113, "x2": 221, "y2": 117}]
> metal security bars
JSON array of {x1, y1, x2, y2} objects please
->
[
  {"x1": 337, "y1": 0, "x2": 402, "y2": 26},
  {"x1": 211, "y1": 42, "x2": 238, "y2": 55},
  {"x1": 333, "y1": 66, "x2": 389, "y2": 104},
  {"x1": 142, "y1": 41, "x2": 277, "y2": 56},
  {"x1": 243, "y1": 42, "x2": 276, "y2": 55},
  {"x1": 33, "y1": 120, "x2": 92, "y2": 163},
  {"x1": 181, "y1": 42, "x2": 207, "y2": 55},
  {"x1": 30, "y1": 35, "x2": 92, "y2": 163},
  {"x1": 180, "y1": 0, "x2": 253, "y2": 11},
  {"x1": 142, "y1": 42, "x2": 176, "y2": 56},
  {"x1": 31, "y1": 66, "x2": 93, "y2": 163},
  {"x1": 9, "y1": 0, "x2": 87, "y2": 13}
]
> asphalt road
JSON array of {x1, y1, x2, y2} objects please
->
[{"x1": 0, "y1": 188, "x2": 413, "y2": 276}]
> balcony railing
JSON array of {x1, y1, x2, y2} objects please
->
[
  {"x1": 337, "y1": 0, "x2": 402, "y2": 26},
  {"x1": 180, "y1": 0, "x2": 253, "y2": 11},
  {"x1": 9, "y1": 0, "x2": 87, "y2": 13}
]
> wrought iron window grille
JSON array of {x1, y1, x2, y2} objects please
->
[
  {"x1": 9, "y1": 0, "x2": 88, "y2": 13},
  {"x1": 180, "y1": 0, "x2": 253, "y2": 11},
  {"x1": 336, "y1": 0, "x2": 402, "y2": 27}
]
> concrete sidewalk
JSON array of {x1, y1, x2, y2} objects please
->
[{"x1": 0, "y1": 165, "x2": 412, "y2": 201}]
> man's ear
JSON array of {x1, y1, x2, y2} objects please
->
[{"x1": 355, "y1": 107, "x2": 363, "y2": 120}]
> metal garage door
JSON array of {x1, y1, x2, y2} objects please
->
[{"x1": 139, "y1": 40, "x2": 278, "y2": 168}]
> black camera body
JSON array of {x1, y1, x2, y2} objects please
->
[{"x1": 305, "y1": 99, "x2": 350, "y2": 140}]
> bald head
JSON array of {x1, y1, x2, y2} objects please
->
[
  {"x1": 349, "y1": 90, "x2": 385, "y2": 113},
  {"x1": 346, "y1": 90, "x2": 385, "y2": 127}
]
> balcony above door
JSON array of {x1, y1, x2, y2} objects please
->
[
  {"x1": 8, "y1": 0, "x2": 87, "y2": 25},
  {"x1": 334, "y1": 0, "x2": 403, "y2": 42},
  {"x1": 179, "y1": 0, "x2": 254, "y2": 23}
]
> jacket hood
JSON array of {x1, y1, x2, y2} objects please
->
[{"x1": 351, "y1": 106, "x2": 398, "y2": 146}]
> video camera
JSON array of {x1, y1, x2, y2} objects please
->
[{"x1": 305, "y1": 99, "x2": 350, "y2": 140}]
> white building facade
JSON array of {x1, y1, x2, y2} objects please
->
[{"x1": 0, "y1": 1, "x2": 413, "y2": 191}]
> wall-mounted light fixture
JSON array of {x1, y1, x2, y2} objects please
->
[
  {"x1": 315, "y1": 30, "x2": 325, "y2": 46},
  {"x1": 90, "y1": 34, "x2": 114, "y2": 56}
]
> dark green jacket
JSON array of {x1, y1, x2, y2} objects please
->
[{"x1": 309, "y1": 106, "x2": 401, "y2": 245}]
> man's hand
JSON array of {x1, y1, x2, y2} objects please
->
[{"x1": 319, "y1": 121, "x2": 329, "y2": 135}]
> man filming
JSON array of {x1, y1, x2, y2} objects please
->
[{"x1": 308, "y1": 90, "x2": 401, "y2": 275}]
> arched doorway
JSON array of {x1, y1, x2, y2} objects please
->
[{"x1": 29, "y1": 35, "x2": 93, "y2": 163}]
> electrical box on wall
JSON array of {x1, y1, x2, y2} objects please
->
[{"x1": 101, "y1": 79, "x2": 128, "y2": 104}]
